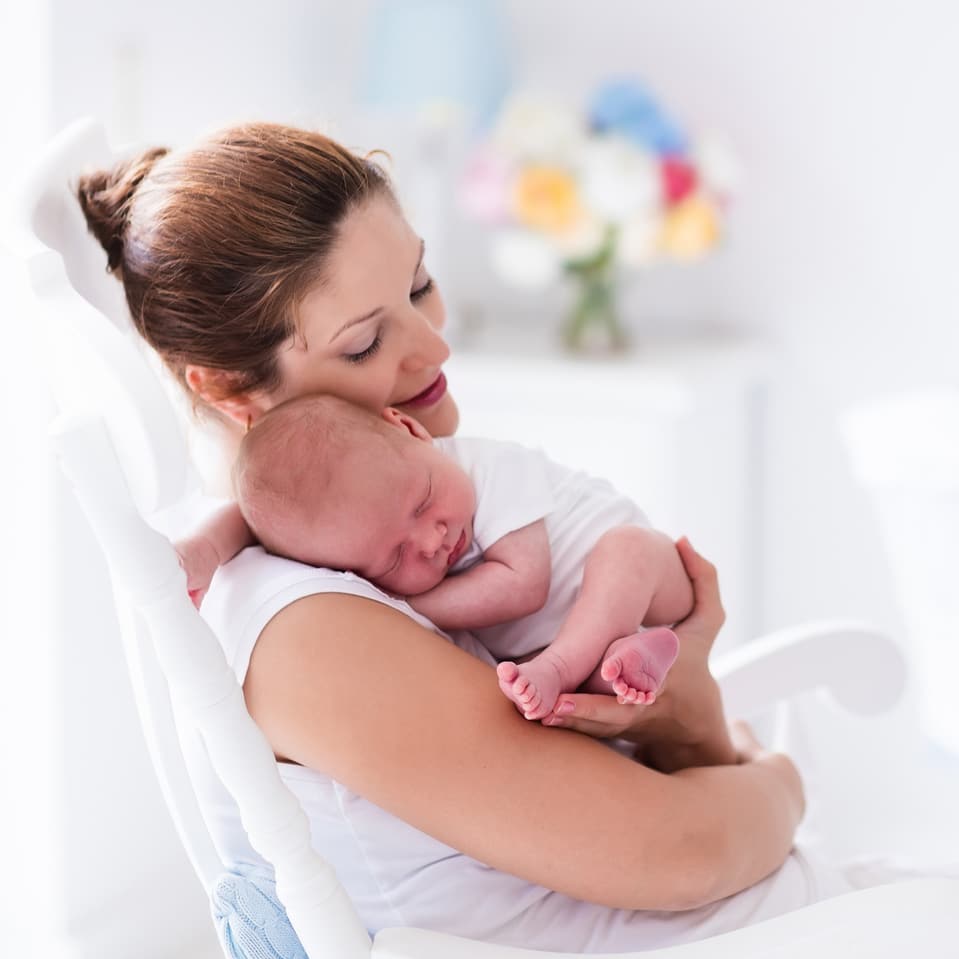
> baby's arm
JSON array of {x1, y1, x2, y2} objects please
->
[
  {"x1": 408, "y1": 520, "x2": 551, "y2": 630},
  {"x1": 173, "y1": 502, "x2": 256, "y2": 607}
]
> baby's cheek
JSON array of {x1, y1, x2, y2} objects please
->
[{"x1": 407, "y1": 568, "x2": 443, "y2": 597}]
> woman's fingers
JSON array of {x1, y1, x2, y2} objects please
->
[
  {"x1": 675, "y1": 535, "x2": 718, "y2": 598},
  {"x1": 541, "y1": 693, "x2": 647, "y2": 737},
  {"x1": 674, "y1": 536, "x2": 725, "y2": 635}
]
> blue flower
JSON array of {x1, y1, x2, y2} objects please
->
[{"x1": 588, "y1": 79, "x2": 687, "y2": 157}]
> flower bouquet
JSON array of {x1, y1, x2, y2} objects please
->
[{"x1": 459, "y1": 79, "x2": 738, "y2": 352}]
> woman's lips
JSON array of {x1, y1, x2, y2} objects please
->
[
  {"x1": 399, "y1": 371, "x2": 447, "y2": 409},
  {"x1": 447, "y1": 529, "x2": 467, "y2": 567}
]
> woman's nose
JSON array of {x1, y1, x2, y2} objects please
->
[{"x1": 400, "y1": 312, "x2": 450, "y2": 372}]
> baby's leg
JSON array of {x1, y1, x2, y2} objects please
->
[{"x1": 497, "y1": 526, "x2": 692, "y2": 719}]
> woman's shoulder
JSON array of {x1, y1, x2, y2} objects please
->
[{"x1": 201, "y1": 546, "x2": 443, "y2": 683}]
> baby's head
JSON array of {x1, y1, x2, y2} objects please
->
[{"x1": 233, "y1": 395, "x2": 475, "y2": 595}]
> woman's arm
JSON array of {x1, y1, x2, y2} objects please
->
[
  {"x1": 244, "y1": 592, "x2": 803, "y2": 912},
  {"x1": 408, "y1": 520, "x2": 551, "y2": 628}
]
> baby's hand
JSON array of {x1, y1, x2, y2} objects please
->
[{"x1": 173, "y1": 535, "x2": 221, "y2": 609}]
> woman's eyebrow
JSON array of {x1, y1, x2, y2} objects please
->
[{"x1": 328, "y1": 239, "x2": 426, "y2": 344}]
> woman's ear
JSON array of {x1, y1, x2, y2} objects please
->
[
  {"x1": 382, "y1": 407, "x2": 432, "y2": 442},
  {"x1": 184, "y1": 365, "x2": 270, "y2": 427}
]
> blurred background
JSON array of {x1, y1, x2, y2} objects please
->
[{"x1": 2, "y1": 1, "x2": 958, "y2": 956}]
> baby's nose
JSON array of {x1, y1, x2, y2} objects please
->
[{"x1": 420, "y1": 521, "x2": 448, "y2": 557}]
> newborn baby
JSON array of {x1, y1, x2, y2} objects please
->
[{"x1": 189, "y1": 395, "x2": 692, "y2": 719}]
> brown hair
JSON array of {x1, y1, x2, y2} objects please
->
[
  {"x1": 76, "y1": 122, "x2": 393, "y2": 407},
  {"x1": 233, "y1": 394, "x2": 403, "y2": 559}
]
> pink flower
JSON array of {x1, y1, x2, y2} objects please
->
[
  {"x1": 458, "y1": 148, "x2": 514, "y2": 225},
  {"x1": 660, "y1": 156, "x2": 698, "y2": 206}
]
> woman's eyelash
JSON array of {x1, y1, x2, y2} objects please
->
[
  {"x1": 411, "y1": 277, "x2": 434, "y2": 302},
  {"x1": 345, "y1": 334, "x2": 382, "y2": 364}
]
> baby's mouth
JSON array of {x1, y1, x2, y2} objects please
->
[{"x1": 447, "y1": 529, "x2": 467, "y2": 567}]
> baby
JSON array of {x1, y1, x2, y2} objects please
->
[{"x1": 179, "y1": 394, "x2": 693, "y2": 720}]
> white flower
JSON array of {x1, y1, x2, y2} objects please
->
[
  {"x1": 489, "y1": 229, "x2": 562, "y2": 289},
  {"x1": 692, "y1": 133, "x2": 742, "y2": 202},
  {"x1": 577, "y1": 136, "x2": 660, "y2": 224},
  {"x1": 491, "y1": 93, "x2": 587, "y2": 165},
  {"x1": 617, "y1": 214, "x2": 661, "y2": 268}
]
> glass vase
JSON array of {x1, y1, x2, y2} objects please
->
[{"x1": 561, "y1": 226, "x2": 629, "y2": 354}]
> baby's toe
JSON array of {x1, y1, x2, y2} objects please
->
[{"x1": 601, "y1": 656, "x2": 623, "y2": 683}]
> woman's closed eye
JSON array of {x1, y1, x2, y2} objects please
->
[
  {"x1": 342, "y1": 261, "x2": 435, "y2": 365},
  {"x1": 344, "y1": 327, "x2": 383, "y2": 364},
  {"x1": 343, "y1": 277, "x2": 433, "y2": 364},
  {"x1": 411, "y1": 276, "x2": 434, "y2": 302}
]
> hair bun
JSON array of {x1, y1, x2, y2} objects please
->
[{"x1": 76, "y1": 146, "x2": 169, "y2": 273}]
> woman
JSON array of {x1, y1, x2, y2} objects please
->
[{"x1": 76, "y1": 122, "x2": 860, "y2": 952}]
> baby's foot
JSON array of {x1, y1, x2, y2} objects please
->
[
  {"x1": 601, "y1": 628, "x2": 680, "y2": 705},
  {"x1": 496, "y1": 656, "x2": 567, "y2": 721}
]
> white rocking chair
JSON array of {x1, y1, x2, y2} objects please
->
[{"x1": 12, "y1": 118, "x2": 959, "y2": 958}]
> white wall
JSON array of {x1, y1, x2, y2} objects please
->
[
  {"x1": 502, "y1": 0, "x2": 959, "y2": 637},
  {"x1": 9, "y1": 0, "x2": 959, "y2": 950},
  {"x1": 47, "y1": 0, "x2": 370, "y2": 145}
]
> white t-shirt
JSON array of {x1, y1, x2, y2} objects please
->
[
  {"x1": 436, "y1": 435, "x2": 650, "y2": 659},
  {"x1": 197, "y1": 546, "x2": 858, "y2": 953}
]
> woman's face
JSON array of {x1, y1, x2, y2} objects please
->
[{"x1": 267, "y1": 195, "x2": 459, "y2": 438}]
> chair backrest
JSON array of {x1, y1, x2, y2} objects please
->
[
  {"x1": 841, "y1": 388, "x2": 959, "y2": 756},
  {"x1": 11, "y1": 118, "x2": 373, "y2": 958},
  {"x1": 9, "y1": 118, "x2": 196, "y2": 519}
]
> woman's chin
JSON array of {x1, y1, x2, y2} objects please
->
[{"x1": 418, "y1": 392, "x2": 459, "y2": 438}]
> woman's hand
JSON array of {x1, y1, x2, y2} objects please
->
[{"x1": 541, "y1": 537, "x2": 738, "y2": 771}]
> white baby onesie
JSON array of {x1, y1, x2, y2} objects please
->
[{"x1": 435, "y1": 435, "x2": 650, "y2": 660}]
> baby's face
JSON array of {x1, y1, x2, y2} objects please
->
[{"x1": 311, "y1": 436, "x2": 475, "y2": 597}]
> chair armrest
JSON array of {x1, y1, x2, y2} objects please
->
[
  {"x1": 713, "y1": 619, "x2": 906, "y2": 719},
  {"x1": 372, "y1": 879, "x2": 959, "y2": 958}
]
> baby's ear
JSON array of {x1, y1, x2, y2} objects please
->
[{"x1": 382, "y1": 407, "x2": 432, "y2": 442}]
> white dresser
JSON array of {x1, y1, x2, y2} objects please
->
[{"x1": 446, "y1": 334, "x2": 768, "y2": 653}]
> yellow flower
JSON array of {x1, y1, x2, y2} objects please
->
[
  {"x1": 658, "y1": 195, "x2": 720, "y2": 260},
  {"x1": 512, "y1": 166, "x2": 582, "y2": 234}
]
